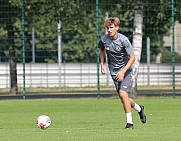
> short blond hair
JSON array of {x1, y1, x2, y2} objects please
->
[{"x1": 104, "y1": 17, "x2": 120, "y2": 27}]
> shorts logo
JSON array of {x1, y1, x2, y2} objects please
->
[
  {"x1": 123, "y1": 86, "x2": 127, "y2": 88},
  {"x1": 106, "y1": 47, "x2": 109, "y2": 50}
]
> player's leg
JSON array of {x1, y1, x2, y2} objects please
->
[
  {"x1": 119, "y1": 90, "x2": 134, "y2": 129},
  {"x1": 129, "y1": 97, "x2": 146, "y2": 124},
  {"x1": 120, "y1": 90, "x2": 131, "y2": 112},
  {"x1": 112, "y1": 70, "x2": 134, "y2": 129},
  {"x1": 119, "y1": 69, "x2": 146, "y2": 124},
  {"x1": 120, "y1": 94, "x2": 146, "y2": 127}
]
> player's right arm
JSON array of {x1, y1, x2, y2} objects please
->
[
  {"x1": 98, "y1": 39, "x2": 106, "y2": 75},
  {"x1": 100, "y1": 48, "x2": 106, "y2": 75}
]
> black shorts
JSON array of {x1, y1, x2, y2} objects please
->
[{"x1": 111, "y1": 69, "x2": 133, "y2": 94}]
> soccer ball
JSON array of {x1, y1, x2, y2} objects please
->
[{"x1": 36, "y1": 115, "x2": 51, "y2": 129}]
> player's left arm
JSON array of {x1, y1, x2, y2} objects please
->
[
  {"x1": 115, "y1": 53, "x2": 135, "y2": 82},
  {"x1": 122, "y1": 53, "x2": 135, "y2": 74}
]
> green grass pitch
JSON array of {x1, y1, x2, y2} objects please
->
[{"x1": 0, "y1": 97, "x2": 180, "y2": 141}]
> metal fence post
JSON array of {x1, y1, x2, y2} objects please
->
[
  {"x1": 171, "y1": 0, "x2": 175, "y2": 98},
  {"x1": 21, "y1": 0, "x2": 26, "y2": 99},
  {"x1": 147, "y1": 37, "x2": 150, "y2": 86},
  {"x1": 96, "y1": 0, "x2": 100, "y2": 98}
]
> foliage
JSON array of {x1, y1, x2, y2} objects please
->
[
  {"x1": 0, "y1": 0, "x2": 181, "y2": 63},
  {"x1": 22, "y1": 0, "x2": 97, "y2": 63},
  {"x1": 0, "y1": 0, "x2": 21, "y2": 62},
  {"x1": 141, "y1": 0, "x2": 172, "y2": 62}
]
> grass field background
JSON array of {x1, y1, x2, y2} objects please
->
[{"x1": 0, "y1": 97, "x2": 180, "y2": 141}]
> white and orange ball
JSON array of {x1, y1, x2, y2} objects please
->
[{"x1": 36, "y1": 115, "x2": 51, "y2": 129}]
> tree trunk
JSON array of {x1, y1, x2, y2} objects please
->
[
  {"x1": 130, "y1": 0, "x2": 143, "y2": 98},
  {"x1": 7, "y1": 24, "x2": 18, "y2": 95}
]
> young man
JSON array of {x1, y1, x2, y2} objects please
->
[{"x1": 98, "y1": 17, "x2": 146, "y2": 129}]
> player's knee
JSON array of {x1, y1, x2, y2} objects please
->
[{"x1": 119, "y1": 90, "x2": 128, "y2": 99}]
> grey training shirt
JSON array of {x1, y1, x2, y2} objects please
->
[{"x1": 98, "y1": 33, "x2": 134, "y2": 75}]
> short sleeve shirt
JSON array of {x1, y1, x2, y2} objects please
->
[{"x1": 98, "y1": 33, "x2": 134, "y2": 75}]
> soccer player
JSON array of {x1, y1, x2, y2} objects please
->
[{"x1": 98, "y1": 17, "x2": 146, "y2": 129}]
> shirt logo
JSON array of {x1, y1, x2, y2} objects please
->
[{"x1": 116, "y1": 45, "x2": 122, "y2": 51}]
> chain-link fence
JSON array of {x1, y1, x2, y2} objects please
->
[{"x1": 0, "y1": 0, "x2": 181, "y2": 97}]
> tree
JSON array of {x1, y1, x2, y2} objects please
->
[
  {"x1": 130, "y1": 0, "x2": 143, "y2": 97},
  {"x1": 0, "y1": 0, "x2": 20, "y2": 94}
]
